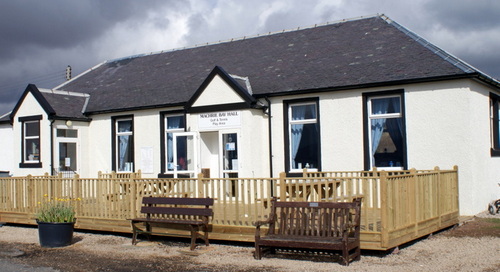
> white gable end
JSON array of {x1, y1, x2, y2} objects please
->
[{"x1": 191, "y1": 75, "x2": 246, "y2": 107}]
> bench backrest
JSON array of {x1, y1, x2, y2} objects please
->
[
  {"x1": 267, "y1": 198, "x2": 362, "y2": 238},
  {"x1": 140, "y1": 197, "x2": 214, "y2": 219}
]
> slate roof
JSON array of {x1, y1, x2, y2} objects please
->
[
  {"x1": 54, "y1": 15, "x2": 498, "y2": 115},
  {"x1": 39, "y1": 90, "x2": 89, "y2": 120}
]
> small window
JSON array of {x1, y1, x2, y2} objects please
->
[
  {"x1": 19, "y1": 115, "x2": 43, "y2": 168},
  {"x1": 491, "y1": 93, "x2": 500, "y2": 156},
  {"x1": 57, "y1": 129, "x2": 78, "y2": 138},
  {"x1": 366, "y1": 94, "x2": 406, "y2": 169},
  {"x1": 24, "y1": 121, "x2": 40, "y2": 162},
  {"x1": 285, "y1": 100, "x2": 320, "y2": 173},
  {"x1": 165, "y1": 115, "x2": 185, "y2": 171},
  {"x1": 113, "y1": 117, "x2": 134, "y2": 172}
]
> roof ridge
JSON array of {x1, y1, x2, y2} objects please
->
[{"x1": 107, "y1": 14, "x2": 382, "y2": 63}]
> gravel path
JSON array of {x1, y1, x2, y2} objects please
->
[{"x1": 0, "y1": 212, "x2": 498, "y2": 271}]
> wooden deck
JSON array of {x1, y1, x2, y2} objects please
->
[{"x1": 0, "y1": 167, "x2": 459, "y2": 250}]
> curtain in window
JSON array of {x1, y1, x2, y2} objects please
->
[
  {"x1": 291, "y1": 106, "x2": 307, "y2": 168},
  {"x1": 370, "y1": 99, "x2": 390, "y2": 164},
  {"x1": 166, "y1": 116, "x2": 182, "y2": 170},
  {"x1": 118, "y1": 135, "x2": 130, "y2": 171}
]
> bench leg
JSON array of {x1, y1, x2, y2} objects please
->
[{"x1": 254, "y1": 243, "x2": 262, "y2": 260}]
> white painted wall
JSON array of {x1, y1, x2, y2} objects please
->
[
  {"x1": 192, "y1": 75, "x2": 245, "y2": 107},
  {"x1": 11, "y1": 92, "x2": 51, "y2": 176},
  {"x1": 0, "y1": 122, "x2": 13, "y2": 175},
  {"x1": 269, "y1": 80, "x2": 500, "y2": 215}
]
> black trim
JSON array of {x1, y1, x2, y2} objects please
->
[
  {"x1": 111, "y1": 115, "x2": 134, "y2": 172},
  {"x1": 10, "y1": 84, "x2": 55, "y2": 120},
  {"x1": 491, "y1": 93, "x2": 500, "y2": 156},
  {"x1": 19, "y1": 115, "x2": 43, "y2": 168},
  {"x1": 18, "y1": 115, "x2": 43, "y2": 122},
  {"x1": 159, "y1": 110, "x2": 186, "y2": 174},
  {"x1": 187, "y1": 102, "x2": 252, "y2": 113},
  {"x1": 186, "y1": 66, "x2": 256, "y2": 112},
  {"x1": 19, "y1": 162, "x2": 42, "y2": 168},
  {"x1": 283, "y1": 97, "x2": 321, "y2": 175},
  {"x1": 362, "y1": 89, "x2": 407, "y2": 170}
]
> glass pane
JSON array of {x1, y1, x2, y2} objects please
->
[
  {"x1": 25, "y1": 138, "x2": 40, "y2": 161},
  {"x1": 57, "y1": 129, "x2": 78, "y2": 138},
  {"x1": 371, "y1": 97, "x2": 400, "y2": 115},
  {"x1": 223, "y1": 133, "x2": 238, "y2": 171},
  {"x1": 118, "y1": 135, "x2": 133, "y2": 171},
  {"x1": 167, "y1": 116, "x2": 184, "y2": 129},
  {"x1": 291, "y1": 104, "x2": 316, "y2": 120},
  {"x1": 117, "y1": 120, "x2": 132, "y2": 133},
  {"x1": 371, "y1": 117, "x2": 403, "y2": 167},
  {"x1": 167, "y1": 132, "x2": 174, "y2": 170},
  {"x1": 25, "y1": 121, "x2": 39, "y2": 137},
  {"x1": 175, "y1": 135, "x2": 194, "y2": 171},
  {"x1": 59, "y1": 143, "x2": 77, "y2": 171},
  {"x1": 291, "y1": 123, "x2": 318, "y2": 169}
]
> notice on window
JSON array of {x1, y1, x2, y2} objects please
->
[
  {"x1": 140, "y1": 147, "x2": 154, "y2": 174},
  {"x1": 198, "y1": 111, "x2": 241, "y2": 130}
]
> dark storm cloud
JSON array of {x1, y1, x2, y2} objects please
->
[
  {"x1": 424, "y1": 0, "x2": 500, "y2": 32},
  {"x1": 0, "y1": 0, "x2": 175, "y2": 61}
]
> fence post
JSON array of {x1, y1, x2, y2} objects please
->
[
  {"x1": 73, "y1": 174, "x2": 80, "y2": 220},
  {"x1": 380, "y1": 170, "x2": 389, "y2": 248},
  {"x1": 27, "y1": 174, "x2": 34, "y2": 215},
  {"x1": 434, "y1": 166, "x2": 442, "y2": 228},
  {"x1": 410, "y1": 168, "x2": 418, "y2": 236},
  {"x1": 130, "y1": 175, "x2": 137, "y2": 219},
  {"x1": 279, "y1": 172, "x2": 287, "y2": 201},
  {"x1": 197, "y1": 173, "x2": 204, "y2": 198}
]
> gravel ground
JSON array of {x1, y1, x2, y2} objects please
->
[{"x1": 0, "y1": 211, "x2": 498, "y2": 272}]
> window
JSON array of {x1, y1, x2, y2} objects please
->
[
  {"x1": 365, "y1": 93, "x2": 406, "y2": 169},
  {"x1": 491, "y1": 93, "x2": 500, "y2": 156},
  {"x1": 19, "y1": 115, "x2": 42, "y2": 168},
  {"x1": 165, "y1": 115, "x2": 185, "y2": 171},
  {"x1": 285, "y1": 100, "x2": 320, "y2": 173},
  {"x1": 113, "y1": 117, "x2": 134, "y2": 172}
]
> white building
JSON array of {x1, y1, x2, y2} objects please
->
[{"x1": 3, "y1": 15, "x2": 500, "y2": 215}]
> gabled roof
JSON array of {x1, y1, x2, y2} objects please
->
[
  {"x1": 55, "y1": 14, "x2": 499, "y2": 115},
  {"x1": 10, "y1": 84, "x2": 55, "y2": 120},
  {"x1": 186, "y1": 66, "x2": 258, "y2": 113},
  {"x1": 8, "y1": 84, "x2": 90, "y2": 122}
]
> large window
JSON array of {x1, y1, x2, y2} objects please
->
[
  {"x1": 285, "y1": 100, "x2": 320, "y2": 173},
  {"x1": 19, "y1": 115, "x2": 42, "y2": 168},
  {"x1": 491, "y1": 93, "x2": 500, "y2": 156},
  {"x1": 113, "y1": 116, "x2": 134, "y2": 172},
  {"x1": 165, "y1": 115, "x2": 185, "y2": 171},
  {"x1": 365, "y1": 93, "x2": 406, "y2": 169}
]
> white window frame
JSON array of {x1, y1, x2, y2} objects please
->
[
  {"x1": 164, "y1": 114, "x2": 185, "y2": 173},
  {"x1": 23, "y1": 120, "x2": 40, "y2": 163},
  {"x1": 367, "y1": 95, "x2": 403, "y2": 170},
  {"x1": 288, "y1": 102, "x2": 318, "y2": 172},
  {"x1": 115, "y1": 118, "x2": 133, "y2": 172}
]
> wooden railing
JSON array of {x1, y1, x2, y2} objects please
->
[{"x1": 0, "y1": 166, "x2": 459, "y2": 250}]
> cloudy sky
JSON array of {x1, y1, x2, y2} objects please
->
[{"x1": 1, "y1": 0, "x2": 499, "y2": 115}]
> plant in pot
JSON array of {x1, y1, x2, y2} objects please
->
[{"x1": 35, "y1": 194, "x2": 79, "y2": 247}]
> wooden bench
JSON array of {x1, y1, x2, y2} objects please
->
[
  {"x1": 129, "y1": 197, "x2": 214, "y2": 250},
  {"x1": 254, "y1": 197, "x2": 362, "y2": 266}
]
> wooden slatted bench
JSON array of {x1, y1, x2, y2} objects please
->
[
  {"x1": 129, "y1": 197, "x2": 214, "y2": 250},
  {"x1": 254, "y1": 197, "x2": 362, "y2": 266}
]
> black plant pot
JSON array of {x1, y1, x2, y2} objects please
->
[{"x1": 37, "y1": 220, "x2": 75, "y2": 247}]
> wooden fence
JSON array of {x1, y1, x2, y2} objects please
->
[{"x1": 0, "y1": 167, "x2": 459, "y2": 250}]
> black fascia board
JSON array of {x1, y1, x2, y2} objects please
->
[
  {"x1": 10, "y1": 84, "x2": 56, "y2": 120},
  {"x1": 253, "y1": 73, "x2": 484, "y2": 99},
  {"x1": 84, "y1": 102, "x2": 186, "y2": 115},
  {"x1": 186, "y1": 66, "x2": 256, "y2": 111}
]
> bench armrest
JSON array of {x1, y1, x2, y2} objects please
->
[{"x1": 254, "y1": 218, "x2": 273, "y2": 239}]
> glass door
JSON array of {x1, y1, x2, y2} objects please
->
[{"x1": 172, "y1": 132, "x2": 198, "y2": 178}]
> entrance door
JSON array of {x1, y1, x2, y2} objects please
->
[
  {"x1": 172, "y1": 132, "x2": 198, "y2": 178},
  {"x1": 56, "y1": 129, "x2": 78, "y2": 177}
]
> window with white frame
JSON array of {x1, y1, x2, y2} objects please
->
[
  {"x1": 367, "y1": 94, "x2": 405, "y2": 168},
  {"x1": 490, "y1": 93, "x2": 500, "y2": 156},
  {"x1": 24, "y1": 120, "x2": 41, "y2": 163},
  {"x1": 114, "y1": 117, "x2": 134, "y2": 172},
  {"x1": 286, "y1": 101, "x2": 320, "y2": 172},
  {"x1": 165, "y1": 115, "x2": 185, "y2": 171}
]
